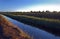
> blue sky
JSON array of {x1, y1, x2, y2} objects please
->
[{"x1": 0, "y1": 0, "x2": 60, "y2": 12}]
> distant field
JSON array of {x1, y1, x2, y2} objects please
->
[
  {"x1": 1, "y1": 11, "x2": 60, "y2": 19},
  {"x1": 4, "y1": 14, "x2": 60, "y2": 36}
]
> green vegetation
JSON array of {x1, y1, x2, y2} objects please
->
[
  {"x1": 5, "y1": 14, "x2": 60, "y2": 29},
  {"x1": 1, "y1": 11, "x2": 60, "y2": 36}
]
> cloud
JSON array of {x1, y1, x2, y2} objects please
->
[{"x1": 16, "y1": 4, "x2": 60, "y2": 12}]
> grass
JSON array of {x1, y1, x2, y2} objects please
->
[
  {"x1": 15, "y1": 15, "x2": 60, "y2": 23},
  {"x1": 4, "y1": 14, "x2": 60, "y2": 28},
  {"x1": 4, "y1": 14, "x2": 60, "y2": 36}
]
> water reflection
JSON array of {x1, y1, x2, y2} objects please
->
[{"x1": 4, "y1": 16, "x2": 60, "y2": 39}]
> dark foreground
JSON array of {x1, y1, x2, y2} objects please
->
[{"x1": 2, "y1": 14, "x2": 60, "y2": 39}]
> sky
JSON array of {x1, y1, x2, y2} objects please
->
[{"x1": 0, "y1": 0, "x2": 60, "y2": 12}]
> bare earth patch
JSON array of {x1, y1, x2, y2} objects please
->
[{"x1": 0, "y1": 14, "x2": 32, "y2": 39}]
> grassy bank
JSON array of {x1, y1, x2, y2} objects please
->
[{"x1": 4, "y1": 14, "x2": 60, "y2": 36}]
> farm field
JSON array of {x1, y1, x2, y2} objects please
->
[{"x1": 2, "y1": 11, "x2": 60, "y2": 36}]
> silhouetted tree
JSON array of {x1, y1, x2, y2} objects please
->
[
  {"x1": 53, "y1": 11, "x2": 57, "y2": 13},
  {"x1": 46, "y1": 10, "x2": 50, "y2": 13}
]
